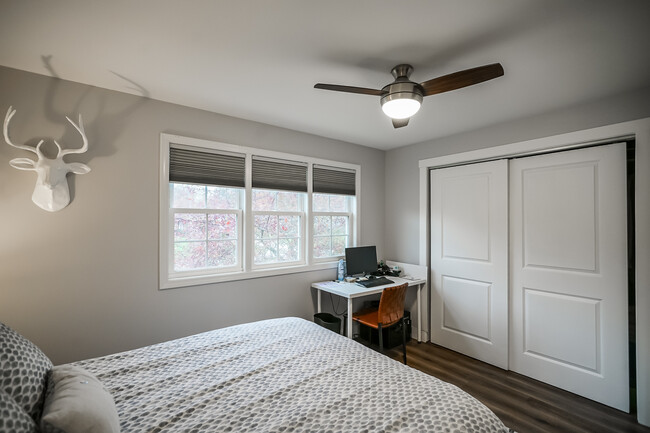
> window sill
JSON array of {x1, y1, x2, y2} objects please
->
[{"x1": 160, "y1": 261, "x2": 338, "y2": 290}]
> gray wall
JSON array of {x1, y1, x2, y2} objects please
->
[
  {"x1": 0, "y1": 66, "x2": 385, "y2": 365},
  {"x1": 384, "y1": 84, "x2": 650, "y2": 264}
]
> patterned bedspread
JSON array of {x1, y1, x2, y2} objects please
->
[{"x1": 74, "y1": 317, "x2": 511, "y2": 432}]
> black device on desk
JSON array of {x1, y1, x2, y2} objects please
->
[
  {"x1": 356, "y1": 276, "x2": 394, "y2": 288},
  {"x1": 345, "y1": 246, "x2": 394, "y2": 287}
]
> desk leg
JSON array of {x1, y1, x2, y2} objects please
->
[
  {"x1": 417, "y1": 283, "x2": 422, "y2": 343},
  {"x1": 347, "y1": 298, "x2": 353, "y2": 338},
  {"x1": 317, "y1": 289, "x2": 322, "y2": 313}
]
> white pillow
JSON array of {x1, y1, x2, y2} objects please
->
[{"x1": 40, "y1": 365, "x2": 120, "y2": 433}]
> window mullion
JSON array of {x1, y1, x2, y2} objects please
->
[
  {"x1": 307, "y1": 165, "x2": 313, "y2": 266},
  {"x1": 244, "y1": 154, "x2": 253, "y2": 272},
  {"x1": 312, "y1": 211, "x2": 351, "y2": 217},
  {"x1": 329, "y1": 215, "x2": 334, "y2": 256},
  {"x1": 168, "y1": 206, "x2": 174, "y2": 278},
  {"x1": 252, "y1": 210, "x2": 303, "y2": 216},
  {"x1": 172, "y1": 208, "x2": 239, "y2": 214},
  {"x1": 203, "y1": 213, "x2": 208, "y2": 268}
]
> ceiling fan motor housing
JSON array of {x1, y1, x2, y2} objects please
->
[
  {"x1": 380, "y1": 66, "x2": 424, "y2": 119},
  {"x1": 381, "y1": 81, "x2": 424, "y2": 104}
]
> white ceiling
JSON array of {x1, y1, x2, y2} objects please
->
[{"x1": 1, "y1": 0, "x2": 649, "y2": 150}]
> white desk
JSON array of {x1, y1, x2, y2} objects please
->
[{"x1": 312, "y1": 276, "x2": 426, "y2": 342}]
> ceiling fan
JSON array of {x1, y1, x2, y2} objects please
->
[{"x1": 314, "y1": 63, "x2": 504, "y2": 128}]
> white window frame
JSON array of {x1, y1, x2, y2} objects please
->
[
  {"x1": 252, "y1": 209, "x2": 305, "y2": 269},
  {"x1": 168, "y1": 206, "x2": 243, "y2": 278},
  {"x1": 312, "y1": 195, "x2": 354, "y2": 263},
  {"x1": 159, "y1": 133, "x2": 360, "y2": 289}
]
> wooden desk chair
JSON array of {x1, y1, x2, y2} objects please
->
[{"x1": 352, "y1": 283, "x2": 409, "y2": 364}]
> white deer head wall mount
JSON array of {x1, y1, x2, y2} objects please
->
[{"x1": 4, "y1": 106, "x2": 91, "y2": 212}]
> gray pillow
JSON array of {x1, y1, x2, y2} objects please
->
[
  {"x1": 40, "y1": 364, "x2": 120, "y2": 433},
  {"x1": 0, "y1": 388, "x2": 39, "y2": 433},
  {"x1": 0, "y1": 322, "x2": 53, "y2": 420}
]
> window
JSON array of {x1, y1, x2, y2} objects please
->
[
  {"x1": 160, "y1": 134, "x2": 359, "y2": 289},
  {"x1": 170, "y1": 184, "x2": 242, "y2": 274},
  {"x1": 313, "y1": 193, "x2": 352, "y2": 259},
  {"x1": 252, "y1": 189, "x2": 304, "y2": 266}
]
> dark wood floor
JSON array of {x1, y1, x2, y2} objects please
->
[{"x1": 377, "y1": 340, "x2": 650, "y2": 433}]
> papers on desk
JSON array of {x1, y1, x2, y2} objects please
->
[{"x1": 318, "y1": 281, "x2": 346, "y2": 290}]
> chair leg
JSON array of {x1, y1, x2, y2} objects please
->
[
  {"x1": 378, "y1": 323, "x2": 383, "y2": 353},
  {"x1": 401, "y1": 317, "x2": 407, "y2": 365}
]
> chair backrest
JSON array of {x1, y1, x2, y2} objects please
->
[{"x1": 377, "y1": 283, "x2": 408, "y2": 327}]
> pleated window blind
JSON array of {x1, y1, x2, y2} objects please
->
[
  {"x1": 251, "y1": 156, "x2": 308, "y2": 192},
  {"x1": 169, "y1": 146, "x2": 245, "y2": 188},
  {"x1": 313, "y1": 165, "x2": 356, "y2": 196}
]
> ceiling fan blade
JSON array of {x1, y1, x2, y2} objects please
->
[
  {"x1": 420, "y1": 63, "x2": 504, "y2": 97},
  {"x1": 392, "y1": 118, "x2": 409, "y2": 129},
  {"x1": 314, "y1": 83, "x2": 383, "y2": 96}
]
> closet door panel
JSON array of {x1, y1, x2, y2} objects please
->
[
  {"x1": 522, "y1": 162, "x2": 597, "y2": 271},
  {"x1": 430, "y1": 160, "x2": 509, "y2": 369},
  {"x1": 509, "y1": 143, "x2": 628, "y2": 411}
]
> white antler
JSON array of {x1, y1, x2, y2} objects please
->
[
  {"x1": 4, "y1": 106, "x2": 44, "y2": 157},
  {"x1": 57, "y1": 114, "x2": 88, "y2": 157}
]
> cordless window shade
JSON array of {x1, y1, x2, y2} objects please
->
[
  {"x1": 252, "y1": 156, "x2": 308, "y2": 192},
  {"x1": 169, "y1": 147, "x2": 245, "y2": 188},
  {"x1": 313, "y1": 165, "x2": 356, "y2": 195}
]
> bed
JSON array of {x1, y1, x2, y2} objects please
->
[{"x1": 1, "y1": 317, "x2": 513, "y2": 432}]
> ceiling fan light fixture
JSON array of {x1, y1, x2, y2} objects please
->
[
  {"x1": 380, "y1": 79, "x2": 424, "y2": 120},
  {"x1": 314, "y1": 62, "x2": 504, "y2": 128},
  {"x1": 381, "y1": 96, "x2": 421, "y2": 119}
]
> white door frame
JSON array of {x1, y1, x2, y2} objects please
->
[{"x1": 418, "y1": 117, "x2": 650, "y2": 427}]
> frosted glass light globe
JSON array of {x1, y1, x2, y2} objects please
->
[{"x1": 381, "y1": 98, "x2": 421, "y2": 119}]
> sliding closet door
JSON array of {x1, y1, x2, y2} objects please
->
[
  {"x1": 509, "y1": 143, "x2": 629, "y2": 411},
  {"x1": 430, "y1": 160, "x2": 508, "y2": 369}
]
